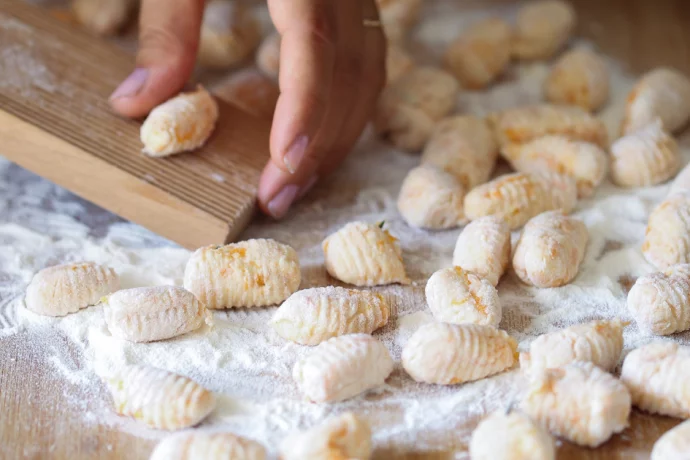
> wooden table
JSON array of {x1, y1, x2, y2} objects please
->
[{"x1": 2, "y1": 0, "x2": 690, "y2": 458}]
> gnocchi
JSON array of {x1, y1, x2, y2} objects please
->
[
  {"x1": 322, "y1": 221, "x2": 409, "y2": 286},
  {"x1": 610, "y1": 120, "x2": 680, "y2": 188},
  {"x1": 620, "y1": 342, "x2": 690, "y2": 418},
  {"x1": 24, "y1": 262, "x2": 119, "y2": 317},
  {"x1": 104, "y1": 365, "x2": 216, "y2": 430},
  {"x1": 256, "y1": 32, "x2": 280, "y2": 79},
  {"x1": 293, "y1": 334, "x2": 394, "y2": 403},
  {"x1": 72, "y1": 0, "x2": 135, "y2": 36},
  {"x1": 150, "y1": 432, "x2": 266, "y2": 460},
  {"x1": 271, "y1": 287, "x2": 390, "y2": 346},
  {"x1": 544, "y1": 48, "x2": 610, "y2": 112},
  {"x1": 425, "y1": 267, "x2": 502, "y2": 327},
  {"x1": 279, "y1": 412, "x2": 372, "y2": 460},
  {"x1": 520, "y1": 362, "x2": 631, "y2": 447},
  {"x1": 650, "y1": 419, "x2": 690, "y2": 460},
  {"x1": 469, "y1": 410, "x2": 556, "y2": 460},
  {"x1": 376, "y1": 0, "x2": 421, "y2": 43},
  {"x1": 464, "y1": 172, "x2": 578, "y2": 230},
  {"x1": 642, "y1": 192, "x2": 690, "y2": 270},
  {"x1": 197, "y1": 0, "x2": 260, "y2": 69},
  {"x1": 402, "y1": 322, "x2": 517, "y2": 385},
  {"x1": 513, "y1": 211, "x2": 589, "y2": 288},
  {"x1": 512, "y1": 0, "x2": 576, "y2": 60},
  {"x1": 386, "y1": 44, "x2": 414, "y2": 84},
  {"x1": 102, "y1": 286, "x2": 211, "y2": 343},
  {"x1": 140, "y1": 86, "x2": 219, "y2": 157},
  {"x1": 452, "y1": 216, "x2": 511, "y2": 286},
  {"x1": 183, "y1": 239, "x2": 301, "y2": 309},
  {"x1": 396, "y1": 165, "x2": 466, "y2": 229},
  {"x1": 668, "y1": 162, "x2": 690, "y2": 196},
  {"x1": 212, "y1": 69, "x2": 279, "y2": 119}
]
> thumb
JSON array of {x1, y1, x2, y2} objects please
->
[{"x1": 109, "y1": 0, "x2": 205, "y2": 118}]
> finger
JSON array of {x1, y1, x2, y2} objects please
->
[
  {"x1": 257, "y1": 161, "x2": 318, "y2": 219},
  {"x1": 110, "y1": 0, "x2": 204, "y2": 118}
]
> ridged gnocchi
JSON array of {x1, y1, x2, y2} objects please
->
[
  {"x1": 669, "y1": 163, "x2": 690, "y2": 196},
  {"x1": 396, "y1": 165, "x2": 466, "y2": 229},
  {"x1": 104, "y1": 365, "x2": 216, "y2": 430},
  {"x1": 464, "y1": 172, "x2": 578, "y2": 230},
  {"x1": 386, "y1": 44, "x2": 414, "y2": 84},
  {"x1": 513, "y1": 211, "x2": 589, "y2": 288},
  {"x1": 150, "y1": 432, "x2": 266, "y2": 460},
  {"x1": 520, "y1": 319, "x2": 625, "y2": 375},
  {"x1": 520, "y1": 362, "x2": 631, "y2": 447},
  {"x1": 513, "y1": 0, "x2": 576, "y2": 60},
  {"x1": 24, "y1": 262, "x2": 119, "y2": 317},
  {"x1": 71, "y1": 0, "x2": 134, "y2": 36},
  {"x1": 102, "y1": 286, "x2": 210, "y2": 343},
  {"x1": 621, "y1": 67, "x2": 690, "y2": 135},
  {"x1": 544, "y1": 48, "x2": 610, "y2": 112},
  {"x1": 469, "y1": 410, "x2": 556, "y2": 460},
  {"x1": 610, "y1": 120, "x2": 680, "y2": 188},
  {"x1": 651, "y1": 419, "x2": 690, "y2": 460},
  {"x1": 183, "y1": 239, "x2": 301, "y2": 309},
  {"x1": 212, "y1": 69, "x2": 279, "y2": 119},
  {"x1": 402, "y1": 322, "x2": 517, "y2": 385},
  {"x1": 425, "y1": 267, "x2": 502, "y2": 327},
  {"x1": 293, "y1": 334, "x2": 393, "y2": 403},
  {"x1": 621, "y1": 342, "x2": 690, "y2": 418},
  {"x1": 642, "y1": 192, "x2": 690, "y2": 270},
  {"x1": 322, "y1": 221, "x2": 409, "y2": 286},
  {"x1": 444, "y1": 18, "x2": 512, "y2": 89},
  {"x1": 271, "y1": 287, "x2": 390, "y2": 346},
  {"x1": 197, "y1": 0, "x2": 260, "y2": 69},
  {"x1": 256, "y1": 32, "x2": 280, "y2": 79},
  {"x1": 502, "y1": 135, "x2": 608, "y2": 198},
  {"x1": 279, "y1": 412, "x2": 372, "y2": 460},
  {"x1": 452, "y1": 216, "x2": 511, "y2": 286},
  {"x1": 140, "y1": 86, "x2": 219, "y2": 157}
]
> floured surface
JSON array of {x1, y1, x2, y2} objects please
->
[{"x1": 1, "y1": 1, "x2": 690, "y2": 459}]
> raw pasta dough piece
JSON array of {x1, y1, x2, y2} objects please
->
[
  {"x1": 279, "y1": 413, "x2": 372, "y2": 460},
  {"x1": 256, "y1": 32, "x2": 280, "y2": 79},
  {"x1": 197, "y1": 0, "x2": 260, "y2": 69},
  {"x1": 376, "y1": 0, "x2": 421, "y2": 43},
  {"x1": 425, "y1": 267, "x2": 501, "y2": 327},
  {"x1": 512, "y1": 0, "x2": 576, "y2": 60},
  {"x1": 464, "y1": 172, "x2": 577, "y2": 230},
  {"x1": 520, "y1": 319, "x2": 625, "y2": 375},
  {"x1": 271, "y1": 287, "x2": 390, "y2": 346},
  {"x1": 183, "y1": 239, "x2": 301, "y2": 309},
  {"x1": 322, "y1": 221, "x2": 409, "y2": 286},
  {"x1": 628, "y1": 264, "x2": 690, "y2": 336},
  {"x1": 651, "y1": 419, "x2": 690, "y2": 460},
  {"x1": 293, "y1": 334, "x2": 393, "y2": 402},
  {"x1": 71, "y1": 0, "x2": 135, "y2": 36},
  {"x1": 621, "y1": 341, "x2": 690, "y2": 418},
  {"x1": 452, "y1": 216, "x2": 511, "y2": 286},
  {"x1": 386, "y1": 44, "x2": 414, "y2": 84},
  {"x1": 520, "y1": 362, "x2": 631, "y2": 447},
  {"x1": 502, "y1": 135, "x2": 608, "y2": 198},
  {"x1": 611, "y1": 120, "x2": 680, "y2": 188},
  {"x1": 669, "y1": 163, "x2": 690, "y2": 196},
  {"x1": 24, "y1": 262, "x2": 119, "y2": 317},
  {"x1": 544, "y1": 48, "x2": 610, "y2": 112},
  {"x1": 212, "y1": 69, "x2": 279, "y2": 119},
  {"x1": 396, "y1": 165, "x2": 466, "y2": 229},
  {"x1": 102, "y1": 286, "x2": 211, "y2": 343},
  {"x1": 150, "y1": 432, "x2": 266, "y2": 460},
  {"x1": 513, "y1": 210, "x2": 589, "y2": 288},
  {"x1": 402, "y1": 322, "x2": 516, "y2": 385},
  {"x1": 469, "y1": 410, "x2": 556, "y2": 460},
  {"x1": 642, "y1": 191, "x2": 690, "y2": 270},
  {"x1": 104, "y1": 365, "x2": 216, "y2": 430},
  {"x1": 140, "y1": 86, "x2": 219, "y2": 157}
]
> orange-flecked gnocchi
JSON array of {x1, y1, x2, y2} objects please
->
[
  {"x1": 469, "y1": 411, "x2": 556, "y2": 460},
  {"x1": 621, "y1": 67, "x2": 690, "y2": 134},
  {"x1": 396, "y1": 165, "x2": 466, "y2": 229},
  {"x1": 621, "y1": 342, "x2": 690, "y2": 418},
  {"x1": 71, "y1": 0, "x2": 135, "y2": 36},
  {"x1": 279, "y1": 413, "x2": 372, "y2": 460},
  {"x1": 150, "y1": 432, "x2": 266, "y2": 460},
  {"x1": 452, "y1": 216, "x2": 511, "y2": 286},
  {"x1": 197, "y1": 0, "x2": 260, "y2": 69},
  {"x1": 502, "y1": 135, "x2": 608, "y2": 198},
  {"x1": 183, "y1": 239, "x2": 301, "y2": 309},
  {"x1": 402, "y1": 322, "x2": 517, "y2": 385},
  {"x1": 651, "y1": 419, "x2": 690, "y2": 460},
  {"x1": 425, "y1": 267, "x2": 501, "y2": 327},
  {"x1": 627, "y1": 264, "x2": 690, "y2": 336},
  {"x1": 386, "y1": 44, "x2": 414, "y2": 84},
  {"x1": 376, "y1": 0, "x2": 421, "y2": 43},
  {"x1": 544, "y1": 48, "x2": 610, "y2": 112},
  {"x1": 212, "y1": 69, "x2": 279, "y2": 119},
  {"x1": 642, "y1": 192, "x2": 690, "y2": 270},
  {"x1": 102, "y1": 286, "x2": 211, "y2": 343},
  {"x1": 271, "y1": 287, "x2": 390, "y2": 346},
  {"x1": 421, "y1": 115, "x2": 498, "y2": 190},
  {"x1": 444, "y1": 18, "x2": 512, "y2": 89},
  {"x1": 513, "y1": 211, "x2": 589, "y2": 288},
  {"x1": 513, "y1": 0, "x2": 576, "y2": 61},
  {"x1": 520, "y1": 319, "x2": 625, "y2": 375},
  {"x1": 140, "y1": 86, "x2": 219, "y2": 157},
  {"x1": 256, "y1": 32, "x2": 280, "y2": 79},
  {"x1": 322, "y1": 221, "x2": 409, "y2": 286},
  {"x1": 104, "y1": 365, "x2": 216, "y2": 430},
  {"x1": 24, "y1": 262, "x2": 119, "y2": 317},
  {"x1": 464, "y1": 172, "x2": 578, "y2": 230}
]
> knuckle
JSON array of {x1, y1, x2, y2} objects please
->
[
  {"x1": 306, "y1": 12, "x2": 338, "y2": 50},
  {"x1": 138, "y1": 26, "x2": 193, "y2": 63},
  {"x1": 336, "y1": 52, "x2": 363, "y2": 91}
]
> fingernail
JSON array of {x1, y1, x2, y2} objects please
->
[
  {"x1": 110, "y1": 68, "x2": 149, "y2": 101},
  {"x1": 297, "y1": 175, "x2": 318, "y2": 199},
  {"x1": 267, "y1": 184, "x2": 300, "y2": 219},
  {"x1": 284, "y1": 135, "x2": 308, "y2": 174}
]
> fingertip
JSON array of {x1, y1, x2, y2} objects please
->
[{"x1": 257, "y1": 160, "x2": 319, "y2": 219}]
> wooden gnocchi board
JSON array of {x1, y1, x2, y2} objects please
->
[{"x1": 0, "y1": 0, "x2": 270, "y2": 250}]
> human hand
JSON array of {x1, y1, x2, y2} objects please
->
[{"x1": 110, "y1": 0, "x2": 387, "y2": 219}]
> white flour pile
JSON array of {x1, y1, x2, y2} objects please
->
[{"x1": 2, "y1": 1, "x2": 690, "y2": 459}]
